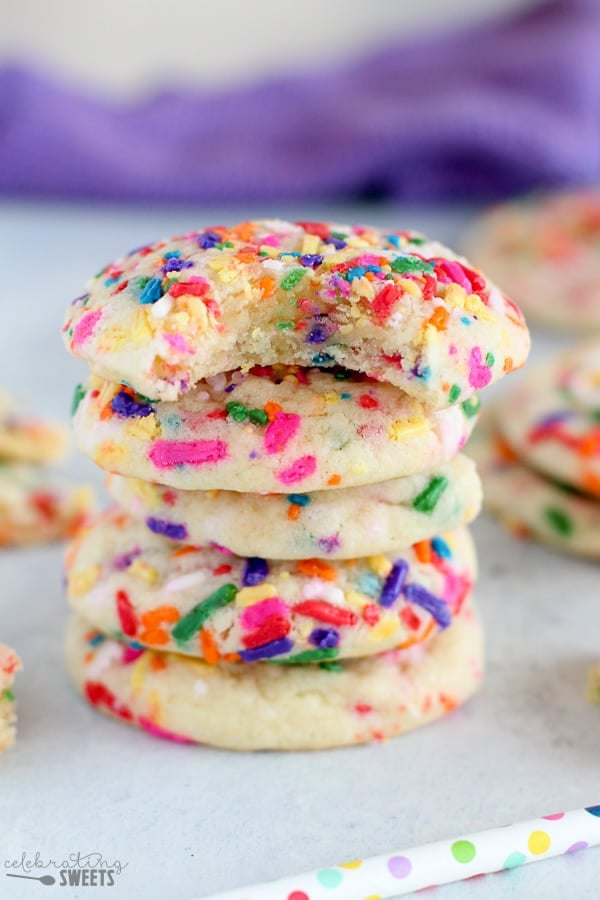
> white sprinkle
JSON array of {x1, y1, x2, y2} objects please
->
[
  {"x1": 86, "y1": 640, "x2": 122, "y2": 679},
  {"x1": 260, "y1": 258, "x2": 285, "y2": 273},
  {"x1": 194, "y1": 679, "x2": 209, "y2": 696},
  {"x1": 150, "y1": 295, "x2": 174, "y2": 319},
  {"x1": 164, "y1": 571, "x2": 208, "y2": 593},
  {"x1": 301, "y1": 579, "x2": 345, "y2": 606}
]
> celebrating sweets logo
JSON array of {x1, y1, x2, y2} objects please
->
[{"x1": 4, "y1": 852, "x2": 128, "y2": 887}]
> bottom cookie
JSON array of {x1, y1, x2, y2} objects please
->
[
  {"x1": 469, "y1": 417, "x2": 600, "y2": 558},
  {"x1": 66, "y1": 602, "x2": 483, "y2": 751},
  {"x1": 0, "y1": 644, "x2": 21, "y2": 751}
]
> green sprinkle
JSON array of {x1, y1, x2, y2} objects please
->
[
  {"x1": 248, "y1": 408, "x2": 268, "y2": 426},
  {"x1": 461, "y1": 395, "x2": 481, "y2": 418},
  {"x1": 280, "y1": 269, "x2": 306, "y2": 290},
  {"x1": 333, "y1": 371, "x2": 352, "y2": 380},
  {"x1": 271, "y1": 647, "x2": 340, "y2": 665},
  {"x1": 172, "y1": 585, "x2": 238, "y2": 644},
  {"x1": 544, "y1": 507, "x2": 574, "y2": 537},
  {"x1": 390, "y1": 256, "x2": 433, "y2": 274},
  {"x1": 486, "y1": 352, "x2": 495, "y2": 367},
  {"x1": 412, "y1": 476, "x2": 449, "y2": 513},
  {"x1": 276, "y1": 321, "x2": 295, "y2": 330},
  {"x1": 226, "y1": 401, "x2": 248, "y2": 422},
  {"x1": 407, "y1": 236, "x2": 427, "y2": 245},
  {"x1": 2, "y1": 688, "x2": 15, "y2": 702},
  {"x1": 448, "y1": 384, "x2": 461, "y2": 403},
  {"x1": 319, "y1": 661, "x2": 343, "y2": 672},
  {"x1": 591, "y1": 409, "x2": 600, "y2": 423},
  {"x1": 215, "y1": 241, "x2": 234, "y2": 249},
  {"x1": 71, "y1": 383, "x2": 86, "y2": 417}
]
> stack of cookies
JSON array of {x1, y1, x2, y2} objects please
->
[
  {"x1": 471, "y1": 339, "x2": 600, "y2": 559},
  {"x1": 61, "y1": 219, "x2": 529, "y2": 750},
  {"x1": 0, "y1": 644, "x2": 21, "y2": 753}
]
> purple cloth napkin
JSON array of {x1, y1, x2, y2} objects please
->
[{"x1": 1, "y1": 0, "x2": 599, "y2": 203}]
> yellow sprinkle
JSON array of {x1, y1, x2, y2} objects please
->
[
  {"x1": 97, "y1": 380, "x2": 119, "y2": 408},
  {"x1": 148, "y1": 689, "x2": 163, "y2": 722},
  {"x1": 388, "y1": 417, "x2": 430, "y2": 441},
  {"x1": 465, "y1": 293, "x2": 494, "y2": 321},
  {"x1": 321, "y1": 252, "x2": 347, "y2": 268},
  {"x1": 340, "y1": 860, "x2": 363, "y2": 870},
  {"x1": 207, "y1": 256, "x2": 229, "y2": 271},
  {"x1": 129, "y1": 559, "x2": 159, "y2": 584},
  {"x1": 68, "y1": 564, "x2": 100, "y2": 597},
  {"x1": 94, "y1": 441, "x2": 127, "y2": 468},
  {"x1": 301, "y1": 234, "x2": 321, "y2": 254},
  {"x1": 345, "y1": 590, "x2": 369, "y2": 610},
  {"x1": 125, "y1": 415, "x2": 160, "y2": 440},
  {"x1": 350, "y1": 463, "x2": 367, "y2": 475},
  {"x1": 443, "y1": 283, "x2": 468, "y2": 309},
  {"x1": 370, "y1": 614, "x2": 399, "y2": 641},
  {"x1": 130, "y1": 651, "x2": 151, "y2": 693},
  {"x1": 236, "y1": 584, "x2": 278, "y2": 607},
  {"x1": 129, "y1": 479, "x2": 162, "y2": 508},
  {"x1": 97, "y1": 326, "x2": 130, "y2": 354},
  {"x1": 217, "y1": 266, "x2": 239, "y2": 284},
  {"x1": 367, "y1": 555, "x2": 393, "y2": 578},
  {"x1": 323, "y1": 391, "x2": 339, "y2": 403},
  {"x1": 130, "y1": 310, "x2": 155, "y2": 346},
  {"x1": 398, "y1": 277, "x2": 421, "y2": 297},
  {"x1": 351, "y1": 276, "x2": 375, "y2": 300},
  {"x1": 345, "y1": 236, "x2": 371, "y2": 249}
]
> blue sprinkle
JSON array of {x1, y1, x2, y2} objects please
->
[
  {"x1": 239, "y1": 637, "x2": 294, "y2": 662},
  {"x1": 379, "y1": 560, "x2": 409, "y2": 607},
  {"x1": 278, "y1": 251, "x2": 302, "y2": 258},
  {"x1": 412, "y1": 362, "x2": 431, "y2": 381},
  {"x1": 460, "y1": 316, "x2": 472, "y2": 325},
  {"x1": 385, "y1": 234, "x2": 401, "y2": 248},
  {"x1": 431, "y1": 537, "x2": 452, "y2": 559},
  {"x1": 312, "y1": 352, "x2": 334, "y2": 365},
  {"x1": 300, "y1": 254, "x2": 323, "y2": 268},
  {"x1": 346, "y1": 266, "x2": 367, "y2": 281},
  {"x1": 403, "y1": 583, "x2": 451, "y2": 627},
  {"x1": 139, "y1": 278, "x2": 164, "y2": 304},
  {"x1": 89, "y1": 633, "x2": 105, "y2": 646},
  {"x1": 197, "y1": 231, "x2": 221, "y2": 249},
  {"x1": 146, "y1": 517, "x2": 188, "y2": 541},
  {"x1": 161, "y1": 258, "x2": 193, "y2": 273},
  {"x1": 306, "y1": 324, "x2": 329, "y2": 344},
  {"x1": 340, "y1": 392, "x2": 351, "y2": 400},
  {"x1": 309, "y1": 628, "x2": 340, "y2": 649},
  {"x1": 110, "y1": 391, "x2": 154, "y2": 418},
  {"x1": 585, "y1": 806, "x2": 600, "y2": 817},
  {"x1": 324, "y1": 236, "x2": 347, "y2": 249},
  {"x1": 287, "y1": 494, "x2": 311, "y2": 507},
  {"x1": 357, "y1": 572, "x2": 380, "y2": 598},
  {"x1": 242, "y1": 557, "x2": 269, "y2": 586},
  {"x1": 104, "y1": 276, "x2": 120, "y2": 287},
  {"x1": 163, "y1": 251, "x2": 181, "y2": 259}
]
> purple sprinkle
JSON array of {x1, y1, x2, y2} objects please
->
[
  {"x1": 325, "y1": 236, "x2": 347, "y2": 249},
  {"x1": 242, "y1": 557, "x2": 269, "y2": 586},
  {"x1": 161, "y1": 258, "x2": 194, "y2": 273},
  {"x1": 300, "y1": 254, "x2": 324, "y2": 268},
  {"x1": 146, "y1": 517, "x2": 188, "y2": 541},
  {"x1": 317, "y1": 534, "x2": 342, "y2": 554},
  {"x1": 403, "y1": 583, "x2": 451, "y2": 627},
  {"x1": 239, "y1": 637, "x2": 294, "y2": 661},
  {"x1": 71, "y1": 292, "x2": 89, "y2": 306},
  {"x1": 113, "y1": 547, "x2": 142, "y2": 570},
  {"x1": 197, "y1": 231, "x2": 221, "y2": 249},
  {"x1": 538, "y1": 411, "x2": 573, "y2": 428},
  {"x1": 379, "y1": 560, "x2": 409, "y2": 607},
  {"x1": 224, "y1": 384, "x2": 236, "y2": 393},
  {"x1": 309, "y1": 628, "x2": 339, "y2": 649},
  {"x1": 306, "y1": 324, "x2": 330, "y2": 344},
  {"x1": 566, "y1": 842, "x2": 589, "y2": 854},
  {"x1": 110, "y1": 390, "x2": 154, "y2": 418}
]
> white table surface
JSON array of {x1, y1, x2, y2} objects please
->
[{"x1": 0, "y1": 202, "x2": 598, "y2": 900}]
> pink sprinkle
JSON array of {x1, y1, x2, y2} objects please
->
[
  {"x1": 122, "y1": 646, "x2": 144, "y2": 665},
  {"x1": 264, "y1": 413, "x2": 301, "y2": 454},
  {"x1": 261, "y1": 234, "x2": 280, "y2": 246},
  {"x1": 72, "y1": 309, "x2": 102, "y2": 348},
  {"x1": 468, "y1": 347, "x2": 492, "y2": 389},
  {"x1": 543, "y1": 813, "x2": 565, "y2": 821},
  {"x1": 241, "y1": 598, "x2": 288, "y2": 630},
  {"x1": 149, "y1": 440, "x2": 228, "y2": 469},
  {"x1": 438, "y1": 259, "x2": 472, "y2": 292},
  {"x1": 276, "y1": 454, "x2": 317, "y2": 485},
  {"x1": 163, "y1": 332, "x2": 194, "y2": 354},
  {"x1": 138, "y1": 717, "x2": 195, "y2": 744}
]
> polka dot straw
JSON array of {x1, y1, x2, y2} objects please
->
[{"x1": 199, "y1": 807, "x2": 600, "y2": 899}]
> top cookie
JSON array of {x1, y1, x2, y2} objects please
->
[{"x1": 62, "y1": 219, "x2": 529, "y2": 408}]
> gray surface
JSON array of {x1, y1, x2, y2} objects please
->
[{"x1": 0, "y1": 202, "x2": 598, "y2": 900}]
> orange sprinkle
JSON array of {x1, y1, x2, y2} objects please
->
[
  {"x1": 428, "y1": 306, "x2": 449, "y2": 330},
  {"x1": 327, "y1": 474, "x2": 342, "y2": 486},
  {"x1": 170, "y1": 545, "x2": 199, "y2": 558},
  {"x1": 200, "y1": 629, "x2": 221, "y2": 665},
  {"x1": 150, "y1": 655, "x2": 167, "y2": 671},
  {"x1": 264, "y1": 401, "x2": 283, "y2": 422},
  {"x1": 99, "y1": 405, "x2": 114, "y2": 421},
  {"x1": 138, "y1": 628, "x2": 170, "y2": 646},
  {"x1": 364, "y1": 271, "x2": 375, "y2": 281},
  {"x1": 230, "y1": 221, "x2": 255, "y2": 242},
  {"x1": 503, "y1": 356, "x2": 514, "y2": 373},
  {"x1": 495, "y1": 435, "x2": 519, "y2": 463},
  {"x1": 140, "y1": 605, "x2": 180, "y2": 629},
  {"x1": 578, "y1": 432, "x2": 600, "y2": 458},
  {"x1": 224, "y1": 653, "x2": 240, "y2": 662},
  {"x1": 84, "y1": 651, "x2": 94, "y2": 664},
  {"x1": 581, "y1": 470, "x2": 600, "y2": 497},
  {"x1": 413, "y1": 540, "x2": 432, "y2": 564},
  {"x1": 259, "y1": 275, "x2": 277, "y2": 298},
  {"x1": 287, "y1": 504, "x2": 301, "y2": 521},
  {"x1": 296, "y1": 558, "x2": 338, "y2": 581}
]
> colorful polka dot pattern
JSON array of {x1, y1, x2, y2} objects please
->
[{"x1": 204, "y1": 808, "x2": 600, "y2": 900}]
